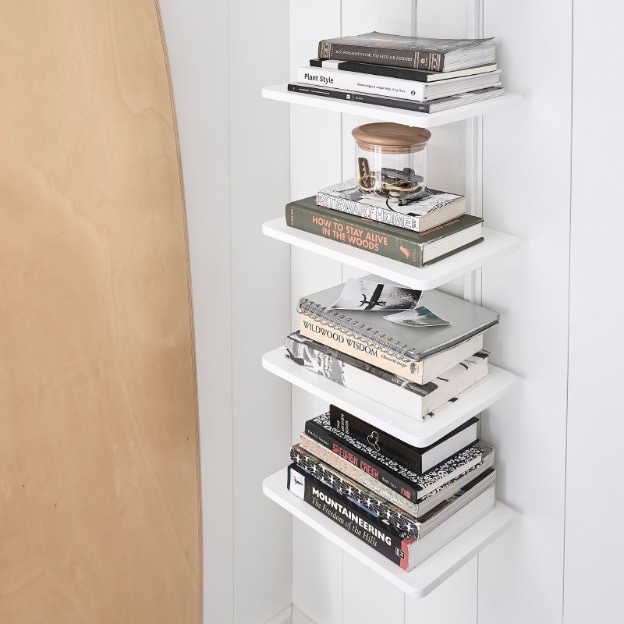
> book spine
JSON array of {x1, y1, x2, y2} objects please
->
[
  {"x1": 314, "y1": 189, "x2": 425, "y2": 232},
  {"x1": 304, "y1": 417, "x2": 423, "y2": 501},
  {"x1": 287, "y1": 83, "x2": 435, "y2": 113},
  {"x1": 317, "y1": 41, "x2": 443, "y2": 71},
  {"x1": 299, "y1": 432, "x2": 426, "y2": 517},
  {"x1": 328, "y1": 404, "x2": 425, "y2": 473},
  {"x1": 285, "y1": 200, "x2": 427, "y2": 267},
  {"x1": 300, "y1": 432, "x2": 495, "y2": 519},
  {"x1": 297, "y1": 66, "x2": 428, "y2": 101},
  {"x1": 291, "y1": 443, "x2": 497, "y2": 540},
  {"x1": 298, "y1": 313, "x2": 426, "y2": 384},
  {"x1": 287, "y1": 463, "x2": 414, "y2": 569},
  {"x1": 291, "y1": 444, "x2": 427, "y2": 537}
]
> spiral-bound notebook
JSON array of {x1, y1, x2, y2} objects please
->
[{"x1": 296, "y1": 276, "x2": 499, "y2": 362}]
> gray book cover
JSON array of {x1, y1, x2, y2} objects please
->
[{"x1": 297, "y1": 275, "x2": 499, "y2": 361}]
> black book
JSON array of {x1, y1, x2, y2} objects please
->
[
  {"x1": 287, "y1": 462, "x2": 412, "y2": 569},
  {"x1": 304, "y1": 412, "x2": 484, "y2": 501},
  {"x1": 309, "y1": 58, "x2": 498, "y2": 83},
  {"x1": 329, "y1": 404, "x2": 479, "y2": 473}
]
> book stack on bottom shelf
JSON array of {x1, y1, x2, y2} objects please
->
[
  {"x1": 288, "y1": 408, "x2": 496, "y2": 572},
  {"x1": 263, "y1": 276, "x2": 516, "y2": 592}
]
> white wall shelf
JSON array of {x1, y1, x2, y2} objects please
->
[
  {"x1": 262, "y1": 84, "x2": 523, "y2": 128},
  {"x1": 263, "y1": 218, "x2": 520, "y2": 291},
  {"x1": 263, "y1": 468, "x2": 515, "y2": 599},
  {"x1": 263, "y1": 347, "x2": 517, "y2": 447}
]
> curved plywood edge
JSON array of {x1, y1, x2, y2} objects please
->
[{"x1": 0, "y1": 2, "x2": 201, "y2": 622}]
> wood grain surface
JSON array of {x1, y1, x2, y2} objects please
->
[{"x1": 0, "y1": 2, "x2": 201, "y2": 622}]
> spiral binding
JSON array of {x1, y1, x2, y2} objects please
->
[{"x1": 297, "y1": 298, "x2": 420, "y2": 360}]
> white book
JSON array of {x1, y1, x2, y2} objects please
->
[
  {"x1": 285, "y1": 331, "x2": 490, "y2": 421},
  {"x1": 297, "y1": 65, "x2": 502, "y2": 102}
]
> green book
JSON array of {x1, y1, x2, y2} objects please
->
[{"x1": 285, "y1": 195, "x2": 483, "y2": 268}]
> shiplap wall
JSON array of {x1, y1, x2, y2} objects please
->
[
  {"x1": 160, "y1": 0, "x2": 624, "y2": 622},
  {"x1": 565, "y1": 3, "x2": 624, "y2": 624}
]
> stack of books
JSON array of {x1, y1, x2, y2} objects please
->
[
  {"x1": 285, "y1": 277, "x2": 498, "y2": 420},
  {"x1": 288, "y1": 31, "x2": 504, "y2": 114},
  {"x1": 286, "y1": 183, "x2": 482, "y2": 269},
  {"x1": 283, "y1": 277, "x2": 500, "y2": 570}
]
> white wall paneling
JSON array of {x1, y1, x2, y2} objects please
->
[
  {"x1": 478, "y1": 0, "x2": 572, "y2": 622},
  {"x1": 565, "y1": 2, "x2": 624, "y2": 623}
]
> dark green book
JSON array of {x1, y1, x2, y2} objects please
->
[{"x1": 285, "y1": 195, "x2": 483, "y2": 268}]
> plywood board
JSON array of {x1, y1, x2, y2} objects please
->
[{"x1": 0, "y1": 2, "x2": 201, "y2": 622}]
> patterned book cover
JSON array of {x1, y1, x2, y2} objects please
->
[
  {"x1": 285, "y1": 330, "x2": 490, "y2": 421},
  {"x1": 290, "y1": 443, "x2": 496, "y2": 538},
  {"x1": 305, "y1": 412, "x2": 484, "y2": 499},
  {"x1": 300, "y1": 432, "x2": 495, "y2": 518},
  {"x1": 328, "y1": 405, "x2": 479, "y2": 473},
  {"x1": 316, "y1": 179, "x2": 465, "y2": 233}
]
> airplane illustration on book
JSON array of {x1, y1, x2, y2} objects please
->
[{"x1": 358, "y1": 283, "x2": 386, "y2": 310}]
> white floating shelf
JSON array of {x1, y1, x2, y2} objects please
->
[
  {"x1": 263, "y1": 348, "x2": 516, "y2": 447},
  {"x1": 263, "y1": 218, "x2": 519, "y2": 291},
  {"x1": 263, "y1": 469, "x2": 515, "y2": 598},
  {"x1": 262, "y1": 84, "x2": 523, "y2": 127}
]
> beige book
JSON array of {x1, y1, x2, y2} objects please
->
[{"x1": 299, "y1": 313, "x2": 485, "y2": 384}]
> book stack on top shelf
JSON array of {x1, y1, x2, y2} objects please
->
[
  {"x1": 289, "y1": 31, "x2": 504, "y2": 114},
  {"x1": 279, "y1": 276, "x2": 505, "y2": 571}
]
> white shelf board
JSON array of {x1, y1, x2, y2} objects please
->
[
  {"x1": 263, "y1": 469, "x2": 515, "y2": 598},
  {"x1": 262, "y1": 218, "x2": 519, "y2": 291},
  {"x1": 262, "y1": 84, "x2": 523, "y2": 128},
  {"x1": 263, "y1": 347, "x2": 517, "y2": 447}
]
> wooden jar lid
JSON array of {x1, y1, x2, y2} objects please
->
[{"x1": 352, "y1": 122, "x2": 431, "y2": 153}]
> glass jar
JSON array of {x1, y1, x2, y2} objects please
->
[{"x1": 352, "y1": 122, "x2": 431, "y2": 199}]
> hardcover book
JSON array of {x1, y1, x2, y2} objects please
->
[
  {"x1": 317, "y1": 32, "x2": 496, "y2": 72},
  {"x1": 286, "y1": 195, "x2": 483, "y2": 267},
  {"x1": 284, "y1": 331, "x2": 490, "y2": 421},
  {"x1": 304, "y1": 412, "x2": 484, "y2": 500},
  {"x1": 290, "y1": 443, "x2": 496, "y2": 538},
  {"x1": 287, "y1": 462, "x2": 496, "y2": 571},
  {"x1": 287, "y1": 82, "x2": 505, "y2": 114},
  {"x1": 309, "y1": 58, "x2": 498, "y2": 83},
  {"x1": 297, "y1": 65, "x2": 502, "y2": 102},
  {"x1": 316, "y1": 179, "x2": 466, "y2": 233},
  {"x1": 328, "y1": 404, "x2": 479, "y2": 473},
  {"x1": 300, "y1": 432, "x2": 495, "y2": 518},
  {"x1": 297, "y1": 275, "x2": 499, "y2": 364},
  {"x1": 299, "y1": 315, "x2": 485, "y2": 385}
]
